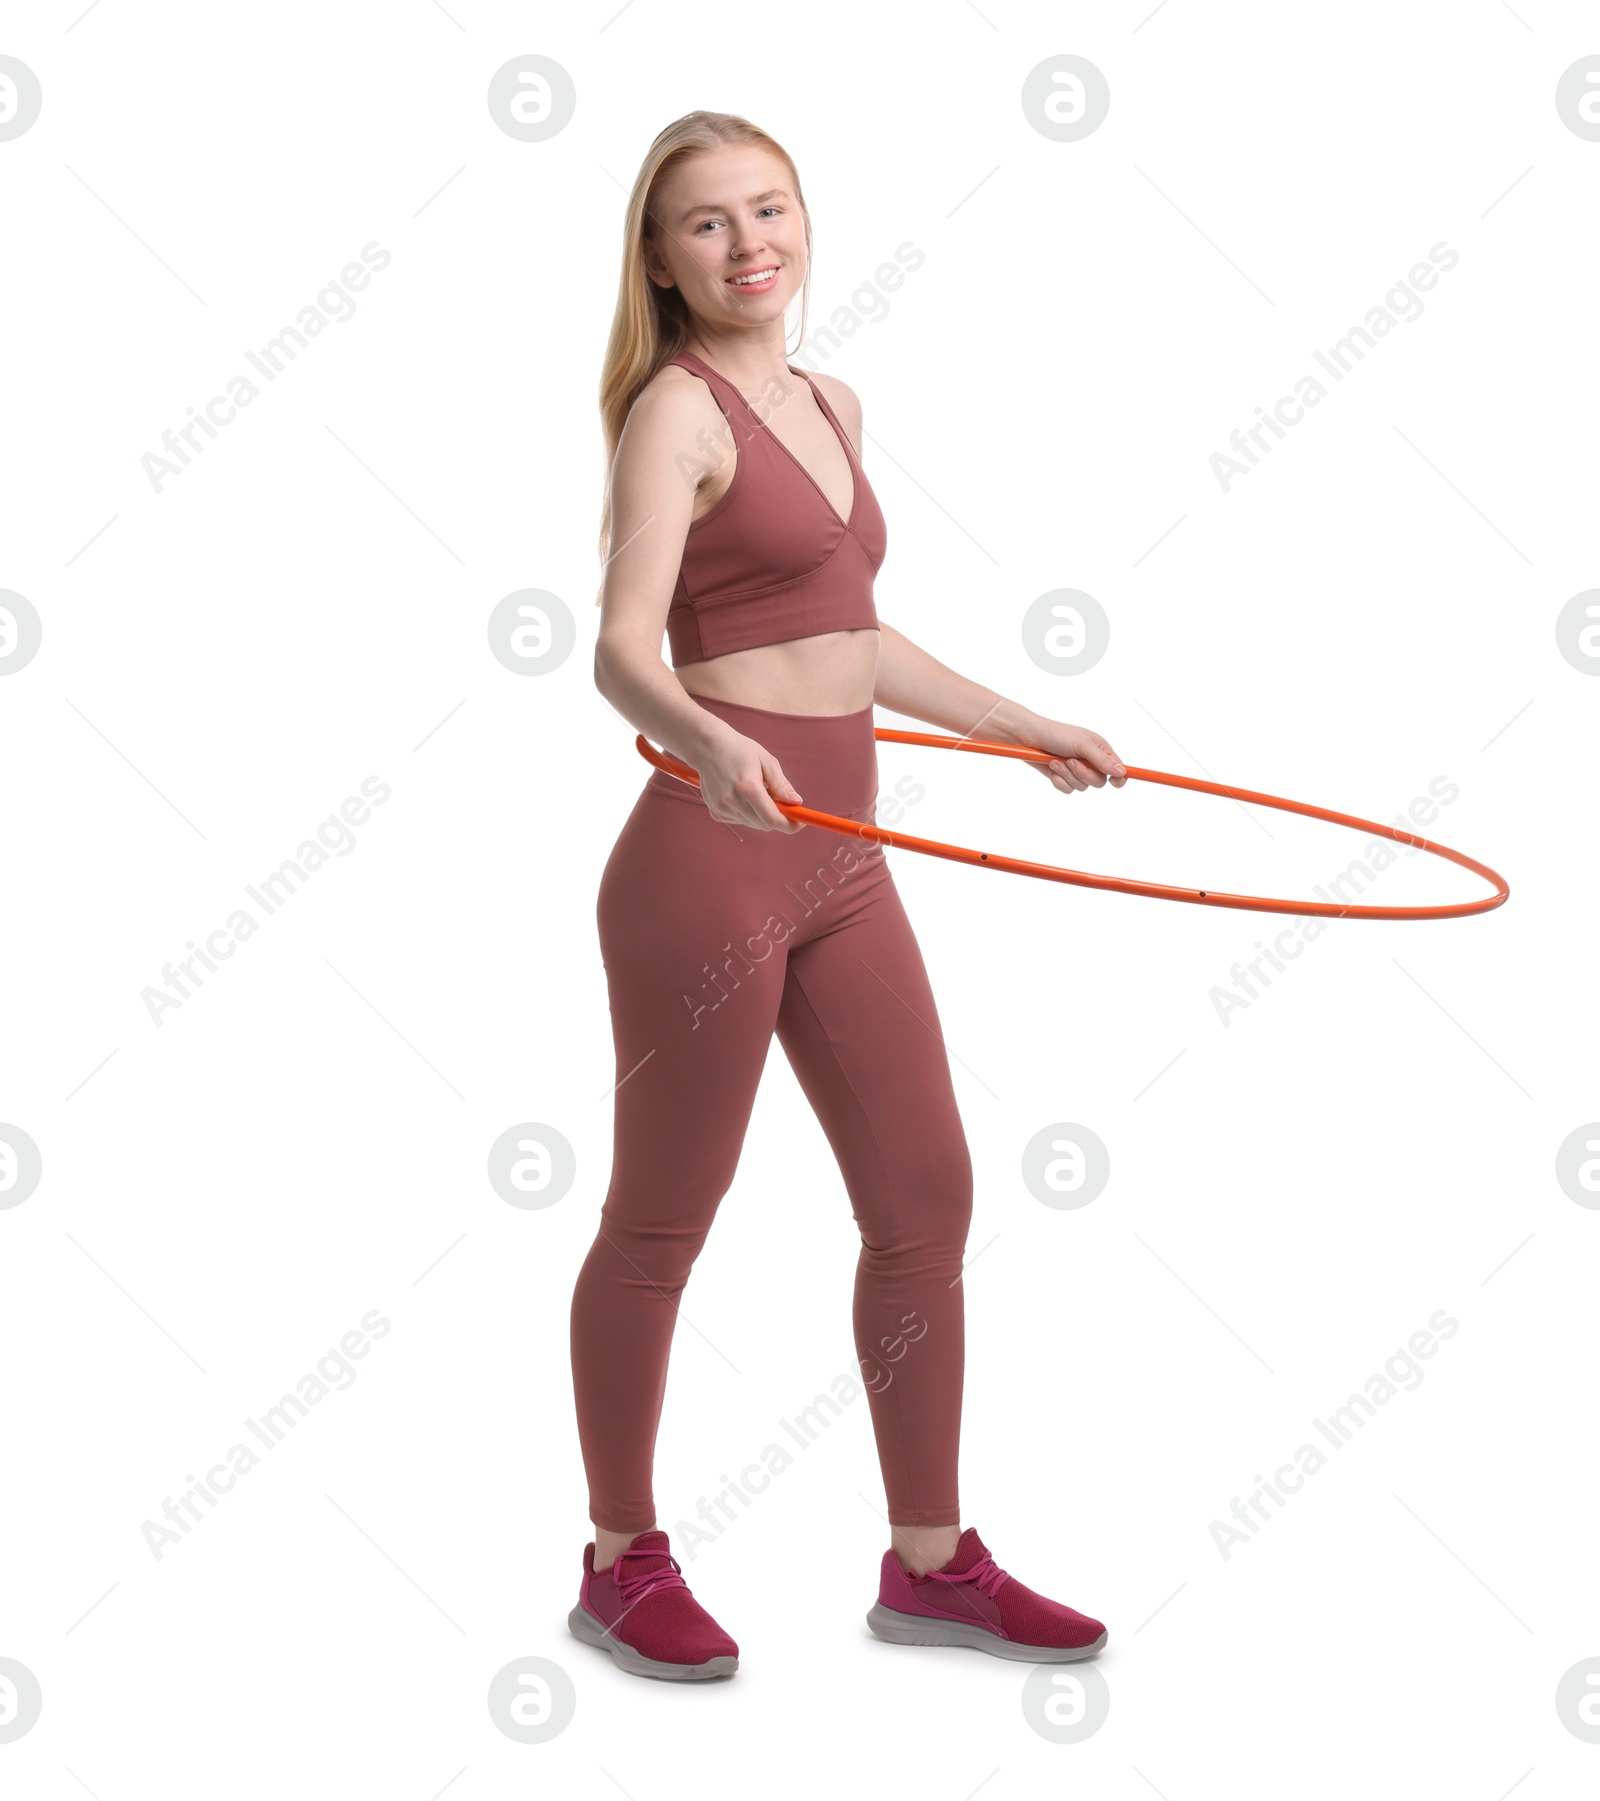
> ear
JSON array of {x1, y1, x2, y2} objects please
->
[{"x1": 641, "y1": 240, "x2": 675, "y2": 290}]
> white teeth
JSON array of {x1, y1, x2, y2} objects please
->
[{"x1": 730, "y1": 268, "x2": 777, "y2": 285}]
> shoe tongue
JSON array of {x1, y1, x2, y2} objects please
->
[
  {"x1": 935, "y1": 1527, "x2": 989, "y2": 1575},
  {"x1": 616, "y1": 1529, "x2": 673, "y2": 1573}
]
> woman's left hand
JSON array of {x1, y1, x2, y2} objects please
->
[{"x1": 1024, "y1": 720, "x2": 1128, "y2": 794}]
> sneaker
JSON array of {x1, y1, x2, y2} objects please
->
[
  {"x1": 866, "y1": 1527, "x2": 1107, "y2": 1662},
  {"x1": 568, "y1": 1529, "x2": 739, "y2": 1681}
]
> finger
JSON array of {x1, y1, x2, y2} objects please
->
[
  {"x1": 1047, "y1": 759, "x2": 1088, "y2": 792},
  {"x1": 1065, "y1": 757, "x2": 1106, "y2": 789},
  {"x1": 744, "y1": 787, "x2": 800, "y2": 832},
  {"x1": 763, "y1": 754, "x2": 800, "y2": 802},
  {"x1": 760, "y1": 756, "x2": 806, "y2": 832},
  {"x1": 726, "y1": 783, "x2": 798, "y2": 833},
  {"x1": 722, "y1": 798, "x2": 790, "y2": 832},
  {"x1": 710, "y1": 780, "x2": 768, "y2": 831},
  {"x1": 1083, "y1": 735, "x2": 1128, "y2": 784}
]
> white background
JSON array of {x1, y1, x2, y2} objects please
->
[{"x1": 2, "y1": 1, "x2": 1596, "y2": 1795}]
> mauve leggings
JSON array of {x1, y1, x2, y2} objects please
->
[{"x1": 571, "y1": 693, "x2": 973, "y2": 1533}]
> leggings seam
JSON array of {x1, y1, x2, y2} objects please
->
[{"x1": 782, "y1": 952, "x2": 924, "y2": 1524}]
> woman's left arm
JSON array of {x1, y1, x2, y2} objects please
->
[{"x1": 873, "y1": 620, "x2": 1128, "y2": 795}]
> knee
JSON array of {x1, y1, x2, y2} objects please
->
[
  {"x1": 859, "y1": 1132, "x2": 973, "y2": 1261},
  {"x1": 590, "y1": 1183, "x2": 728, "y2": 1289},
  {"x1": 915, "y1": 1128, "x2": 974, "y2": 1238}
]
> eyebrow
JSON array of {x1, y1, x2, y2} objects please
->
[{"x1": 678, "y1": 188, "x2": 788, "y2": 223}]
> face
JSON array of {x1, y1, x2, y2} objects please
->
[{"x1": 643, "y1": 143, "x2": 807, "y2": 332}]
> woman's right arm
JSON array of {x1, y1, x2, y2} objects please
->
[{"x1": 595, "y1": 372, "x2": 804, "y2": 833}]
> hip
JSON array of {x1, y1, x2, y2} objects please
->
[
  {"x1": 602, "y1": 694, "x2": 892, "y2": 936},
  {"x1": 641, "y1": 691, "x2": 881, "y2": 825}
]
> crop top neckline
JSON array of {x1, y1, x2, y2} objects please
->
[
  {"x1": 657, "y1": 346, "x2": 888, "y2": 669},
  {"x1": 671, "y1": 348, "x2": 858, "y2": 532}
]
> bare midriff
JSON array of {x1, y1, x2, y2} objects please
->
[{"x1": 673, "y1": 627, "x2": 880, "y2": 716}]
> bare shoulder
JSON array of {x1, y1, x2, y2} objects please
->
[
  {"x1": 614, "y1": 358, "x2": 733, "y2": 518},
  {"x1": 614, "y1": 361, "x2": 726, "y2": 491},
  {"x1": 806, "y1": 368, "x2": 864, "y2": 442},
  {"x1": 625, "y1": 358, "x2": 721, "y2": 435}
]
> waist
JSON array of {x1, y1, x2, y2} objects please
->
[
  {"x1": 674, "y1": 626, "x2": 878, "y2": 713},
  {"x1": 647, "y1": 692, "x2": 880, "y2": 821}
]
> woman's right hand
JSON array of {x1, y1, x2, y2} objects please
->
[{"x1": 693, "y1": 728, "x2": 806, "y2": 832}]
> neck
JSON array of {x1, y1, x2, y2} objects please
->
[{"x1": 682, "y1": 325, "x2": 794, "y2": 396}]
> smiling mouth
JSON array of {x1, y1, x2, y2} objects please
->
[{"x1": 726, "y1": 266, "x2": 779, "y2": 290}]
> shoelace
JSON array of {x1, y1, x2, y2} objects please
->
[
  {"x1": 922, "y1": 1548, "x2": 1010, "y2": 1601},
  {"x1": 612, "y1": 1546, "x2": 689, "y2": 1611}
]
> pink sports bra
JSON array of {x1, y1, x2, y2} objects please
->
[{"x1": 661, "y1": 348, "x2": 887, "y2": 667}]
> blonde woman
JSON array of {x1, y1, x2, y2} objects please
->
[{"x1": 570, "y1": 110, "x2": 1125, "y2": 1681}]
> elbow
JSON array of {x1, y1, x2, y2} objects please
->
[
  {"x1": 593, "y1": 628, "x2": 634, "y2": 704},
  {"x1": 595, "y1": 616, "x2": 668, "y2": 704},
  {"x1": 593, "y1": 638, "x2": 618, "y2": 707}
]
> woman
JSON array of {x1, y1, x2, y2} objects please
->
[{"x1": 569, "y1": 110, "x2": 1126, "y2": 1682}]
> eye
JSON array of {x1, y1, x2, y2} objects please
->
[
  {"x1": 758, "y1": 205, "x2": 781, "y2": 217},
  {"x1": 695, "y1": 218, "x2": 724, "y2": 233}
]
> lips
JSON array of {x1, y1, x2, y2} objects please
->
[{"x1": 726, "y1": 266, "x2": 779, "y2": 292}]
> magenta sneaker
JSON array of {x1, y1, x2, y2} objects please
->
[
  {"x1": 866, "y1": 1527, "x2": 1107, "y2": 1662},
  {"x1": 568, "y1": 1529, "x2": 739, "y2": 1681}
]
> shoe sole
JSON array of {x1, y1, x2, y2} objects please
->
[
  {"x1": 567, "y1": 1604, "x2": 738, "y2": 1681},
  {"x1": 866, "y1": 1601, "x2": 1107, "y2": 1662}
]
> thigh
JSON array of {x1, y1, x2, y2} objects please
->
[
  {"x1": 596, "y1": 783, "x2": 796, "y2": 1208},
  {"x1": 773, "y1": 863, "x2": 972, "y2": 1220}
]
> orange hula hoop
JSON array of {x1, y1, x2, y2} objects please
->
[{"x1": 633, "y1": 728, "x2": 1509, "y2": 922}]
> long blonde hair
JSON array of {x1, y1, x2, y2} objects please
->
[{"x1": 595, "y1": 111, "x2": 813, "y2": 597}]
